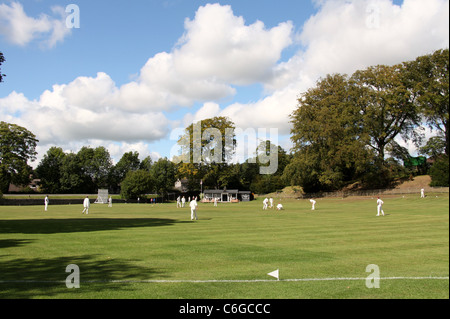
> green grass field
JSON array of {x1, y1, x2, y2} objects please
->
[{"x1": 0, "y1": 194, "x2": 448, "y2": 299}]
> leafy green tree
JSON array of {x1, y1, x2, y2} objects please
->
[
  {"x1": 35, "y1": 147, "x2": 66, "y2": 193},
  {"x1": 351, "y1": 64, "x2": 421, "y2": 164},
  {"x1": 120, "y1": 170, "x2": 154, "y2": 200},
  {"x1": 288, "y1": 74, "x2": 371, "y2": 191},
  {"x1": 150, "y1": 158, "x2": 177, "y2": 198},
  {"x1": 419, "y1": 135, "x2": 446, "y2": 159},
  {"x1": 77, "y1": 146, "x2": 113, "y2": 190},
  {"x1": 175, "y1": 117, "x2": 236, "y2": 191},
  {"x1": 59, "y1": 152, "x2": 93, "y2": 193},
  {"x1": 429, "y1": 155, "x2": 449, "y2": 187},
  {"x1": 407, "y1": 49, "x2": 449, "y2": 155},
  {"x1": 109, "y1": 151, "x2": 141, "y2": 192},
  {"x1": 139, "y1": 156, "x2": 153, "y2": 171},
  {"x1": 0, "y1": 122, "x2": 38, "y2": 193},
  {"x1": 176, "y1": 116, "x2": 236, "y2": 164}
]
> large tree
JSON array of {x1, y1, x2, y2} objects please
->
[
  {"x1": 407, "y1": 48, "x2": 449, "y2": 155},
  {"x1": 77, "y1": 146, "x2": 113, "y2": 190},
  {"x1": 350, "y1": 63, "x2": 421, "y2": 163},
  {"x1": 110, "y1": 151, "x2": 141, "y2": 192},
  {"x1": 35, "y1": 147, "x2": 66, "y2": 193},
  {"x1": 120, "y1": 170, "x2": 154, "y2": 200},
  {"x1": 150, "y1": 157, "x2": 177, "y2": 198},
  {"x1": 288, "y1": 74, "x2": 371, "y2": 191},
  {"x1": 175, "y1": 116, "x2": 237, "y2": 191},
  {"x1": 176, "y1": 116, "x2": 236, "y2": 165},
  {"x1": 0, "y1": 122, "x2": 38, "y2": 193}
]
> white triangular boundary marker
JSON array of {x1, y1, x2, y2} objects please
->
[{"x1": 267, "y1": 269, "x2": 279, "y2": 280}]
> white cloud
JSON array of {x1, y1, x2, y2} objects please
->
[
  {"x1": 174, "y1": 3, "x2": 293, "y2": 85},
  {"x1": 0, "y1": 2, "x2": 71, "y2": 48},
  {"x1": 182, "y1": 102, "x2": 221, "y2": 128},
  {"x1": 299, "y1": 0, "x2": 449, "y2": 77},
  {"x1": 220, "y1": 0, "x2": 449, "y2": 138},
  {"x1": 1, "y1": 0, "x2": 448, "y2": 164}
]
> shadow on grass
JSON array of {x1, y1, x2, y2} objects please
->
[
  {"x1": 0, "y1": 254, "x2": 165, "y2": 298},
  {"x1": 0, "y1": 239, "x2": 35, "y2": 249},
  {"x1": 0, "y1": 218, "x2": 185, "y2": 234}
]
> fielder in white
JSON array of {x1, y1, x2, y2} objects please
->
[
  {"x1": 190, "y1": 198, "x2": 198, "y2": 220},
  {"x1": 44, "y1": 195, "x2": 49, "y2": 211},
  {"x1": 263, "y1": 197, "x2": 269, "y2": 210},
  {"x1": 82, "y1": 196, "x2": 90, "y2": 214},
  {"x1": 177, "y1": 196, "x2": 181, "y2": 208},
  {"x1": 376, "y1": 197, "x2": 385, "y2": 216},
  {"x1": 276, "y1": 203, "x2": 284, "y2": 210},
  {"x1": 214, "y1": 197, "x2": 218, "y2": 207},
  {"x1": 269, "y1": 197, "x2": 274, "y2": 209},
  {"x1": 420, "y1": 188, "x2": 425, "y2": 198},
  {"x1": 310, "y1": 199, "x2": 316, "y2": 210},
  {"x1": 181, "y1": 196, "x2": 186, "y2": 207},
  {"x1": 108, "y1": 196, "x2": 112, "y2": 207}
]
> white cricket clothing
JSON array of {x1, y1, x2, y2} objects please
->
[
  {"x1": 44, "y1": 196, "x2": 49, "y2": 211},
  {"x1": 82, "y1": 197, "x2": 90, "y2": 214},
  {"x1": 420, "y1": 188, "x2": 425, "y2": 198},
  {"x1": 276, "y1": 203, "x2": 283, "y2": 210},
  {"x1": 190, "y1": 200, "x2": 198, "y2": 220},
  {"x1": 310, "y1": 199, "x2": 316, "y2": 210},
  {"x1": 263, "y1": 198, "x2": 268, "y2": 210},
  {"x1": 376, "y1": 198, "x2": 384, "y2": 216}
]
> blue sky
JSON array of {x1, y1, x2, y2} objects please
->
[{"x1": 0, "y1": 0, "x2": 448, "y2": 166}]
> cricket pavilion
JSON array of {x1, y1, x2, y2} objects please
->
[{"x1": 202, "y1": 189, "x2": 253, "y2": 203}]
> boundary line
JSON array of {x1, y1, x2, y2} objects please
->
[{"x1": 0, "y1": 276, "x2": 448, "y2": 284}]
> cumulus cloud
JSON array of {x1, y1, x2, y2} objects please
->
[
  {"x1": 174, "y1": 3, "x2": 293, "y2": 85},
  {"x1": 1, "y1": 1, "x2": 448, "y2": 163},
  {"x1": 0, "y1": 1, "x2": 71, "y2": 48},
  {"x1": 1, "y1": 3, "x2": 295, "y2": 154},
  {"x1": 220, "y1": 0, "x2": 449, "y2": 136}
]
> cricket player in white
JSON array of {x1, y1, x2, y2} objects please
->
[
  {"x1": 376, "y1": 197, "x2": 385, "y2": 216},
  {"x1": 263, "y1": 198, "x2": 268, "y2": 210},
  {"x1": 310, "y1": 199, "x2": 316, "y2": 210},
  {"x1": 108, "y1": 196, "x2": 112, "y2": 207},
  {"x1": 420, "y1": 188, "x2": 425, "y2": 198},
  {"x1": 82, "y1": 196, "x2": 90, "y2": 214},
  {"x1": 190, "y1": 198, "x2": 198, "y2": 220},
  {"x1": 269, "y1": 197, "x2": 274, "y2": 209},
  {"x1": 276, "y1": 203, "x2": 284, "y2": 210},
  {"x1": 44, "y1": 195, "x2": 49, "y2": 211},
  {"x1": 214, "y1": 197, "x2": 218, "y2": 207},
  {"x1": 177, "y1": 196, "x2": 181, "y2": 208},
  {"x1": 181, "y1": 196, "x2": 186, "y2": 207}
]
